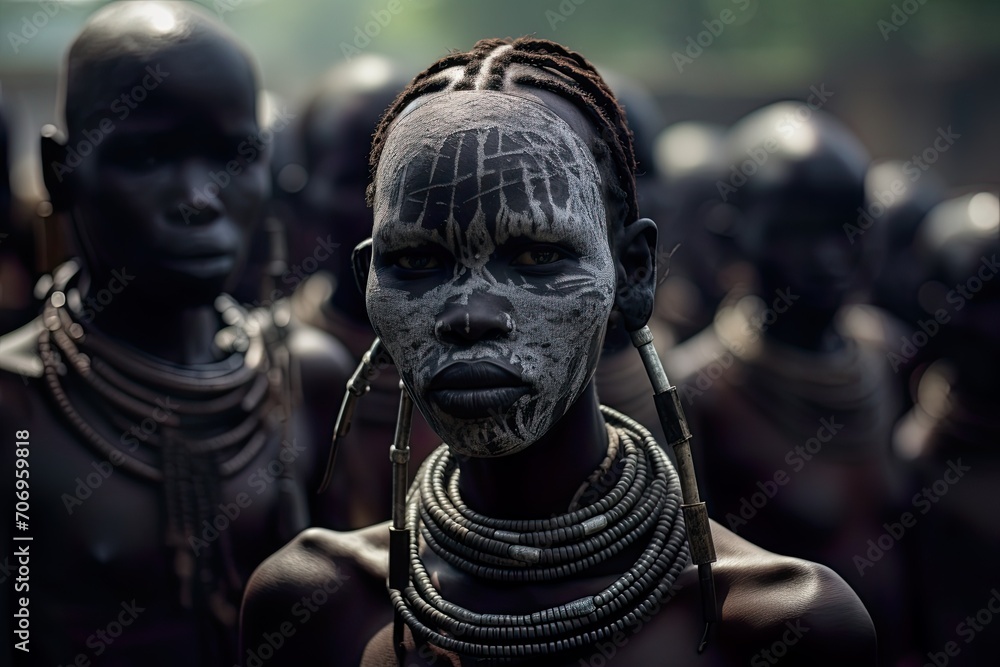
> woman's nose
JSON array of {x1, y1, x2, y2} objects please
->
[{"x1": 434, "y1": 293, "x2": 515, "y2": 344}]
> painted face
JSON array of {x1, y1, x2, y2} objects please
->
[{"x1": 367, "y1": 92, "x2": 615, "y2": 457}]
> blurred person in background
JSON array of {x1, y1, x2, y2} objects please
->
[
  {"x1": 227, "y1": 89, "x2": 299, "y2": 308},
  {"x1": 286, "y1": 54, "x2": 440, "y2": 529},
  {"x1": 0, "y1": 2, "x2": 352, "y2": 663},
  {"x1": 893, "y1": 190, "x2": 1000, "y2": 666},
  {"x1": 0, "y1": 94, "x2": 40, "y2": 335},
  {"x1": 863, "y1": 160, "x2": 948, "y2": 414},
  {"x1": 650, "y1": 120, "x2": 739, "y2": 346},
  {"x1": 594, "y1": 69, "x2": 671, "y2": 447},
  {"x1": 666, "y1": 102, "x2": 913, "y2": 665}
]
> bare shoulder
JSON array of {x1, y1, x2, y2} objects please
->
[
  {"x1": 710, "y1": 520, "x2": 877, "y2": 665},
  {"x1": 278, "y1": 306, "x2": 356, "y2": 446},
  {"x1": 241, "y1": 523, "x2": 393, "y2": 665},
  {"x1": 282, "y1": 312, "x2": 356, "y2": 389}
]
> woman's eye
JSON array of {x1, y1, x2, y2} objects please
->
[
  {"x1": 396, "y1": 255, "x2": 441, "y2": 270},
  {"x1": 513, "y1": 248, "x2": 565, "y2": 266}
]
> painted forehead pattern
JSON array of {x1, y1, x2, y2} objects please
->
[
  {"x1": 377, "y1": 93, "x2": 602, "y2": 229},
  {"x1": 399, "y1": 125, "x2": 590, "y2": 229}
]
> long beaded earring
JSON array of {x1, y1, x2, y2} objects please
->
[
  {"x1": 388, "y1": 382, "x2": 414, "y2": 665},
  {"x1": 316, "y1": 338, "x2": 389, "y2": 494},
  {"x1": 630, "y1": 325, "x2": 719, "y2": 652},
  {"x1": 317, "y1": 345, "x2": 413, "y2": 665}
]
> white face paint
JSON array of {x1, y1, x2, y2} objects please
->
[{"x1": 367, "y1": 92, "x2": 616, "y2": 457}]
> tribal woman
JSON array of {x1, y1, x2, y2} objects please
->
[{"x1": 240, "y1": 38, "x2": 876, "y2": 666}]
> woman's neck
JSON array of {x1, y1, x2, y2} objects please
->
[
  {"x1": 79, "y1": 275, "x2": 223, "y2": 366},
  {"x1": 457, "y1": 382, "x2": 609, "y2": 520}
]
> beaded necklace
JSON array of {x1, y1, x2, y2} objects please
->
[
  {"x1": 36, "y1": 263, "x2": 300, "y2": 660},
  {"x1": 391, "y1": 406, "x2": 689, "y2": 663}
]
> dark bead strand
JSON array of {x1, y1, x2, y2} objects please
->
[
  {"x1": 428, "y1": 445, "x2": 650, "y2": 554},
  {"x1": 90, "y1": 353, "x2": 260, "y2": 416},
  {"x1": 417, "y1": 433, "x2": 667, "y2": 578},
  {"x1": 443, "y1": 443, "x2": 640, "y2": 532},
  {"x1": 40, "y1": 275, "x2": 282, "y2": 482},
  {"x1": 429, "y1": 443, "x2": 648, "y2": 554},
  {"x1": 394, "y1": 407, "x2": 690, "y2": 662},
  {"x1": 418, "y1": 490, "x2": 666, "y2": 580},
  {"x1": 40, "y1": 328, "x2": 164, "y2": 481},
  {"x1": 84, "y1": 329, "x2": 258, "y2": 392}
]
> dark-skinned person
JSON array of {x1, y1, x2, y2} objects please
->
[
  {"x1": 0, "y1": 95, "x2": 39, "y2": 334},
  {"x1": 666, "y1": 102, "x2": 912, "y2": 665},
  {"x1": 893, "y1": 190, "x2": 1000, "y2": 666},
  {"x1": 240, "y1": 38, "x2": 876, "y2": 667},
  {"x1": 864, "y1": 159, "x2": 948, "y2": 414},
  {"x1": 0, "y1": 3, "x2": 352, "y2": 663},
  {"x1": 651, "y1": 121, "x2": 736, "y2": 346}
]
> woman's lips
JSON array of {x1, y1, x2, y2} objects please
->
[{"x1": 428, "y1": 362, "x2": 529, "y2": 419}]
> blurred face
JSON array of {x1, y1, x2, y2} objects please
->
[
  {"x1": 367, "y1": 93, "x2": 615, "y2": 457},
  {"x1": 743, "y1": 209, "x2": 863, "y2": 313},
  {"x1": 293, "y1": 119, "x2": 372, "y2": 273},
  {"x1": 67, "y1": 43, "x2": 269, "y2": 302}
]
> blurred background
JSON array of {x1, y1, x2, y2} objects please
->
[
  {"x1": 2, "y1": 3, "x2": 998, "y2": 664},
  {"x1": 1, "y1": 0, "x2": 998, "y2": 201}
]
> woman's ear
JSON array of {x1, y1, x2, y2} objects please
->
[
  {"x1": 614, "y1": 217, "x2": 658, "y2": 332},
  {"x1": 351, "y1": 237, "x2": 373, "y2": 296}
]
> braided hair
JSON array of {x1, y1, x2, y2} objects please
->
[{"x1": 366, "y1": 37, "x2": 639, "y2": 230}]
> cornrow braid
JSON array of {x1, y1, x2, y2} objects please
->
[{"x1": 366, "y1": 36, "x2": 639, "y2": 227}]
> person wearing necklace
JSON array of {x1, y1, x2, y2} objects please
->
[
  {"x1": 665, "y1": 103, "x2": 910, "y2": 665},
  {"x1": 289, "y1": 57, "x2": 672, "y2": 529},
  {"x1": 894, "y1": 191, "x2": 1000, "y2": 665},
  {"x1": 0, "y1": 2, "x2": 353, "y2": 664},
  {"x1": 240, "y1": 38, "x2": 875, "y2": 666}
]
